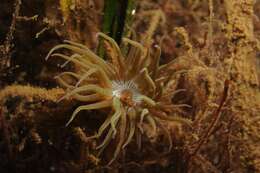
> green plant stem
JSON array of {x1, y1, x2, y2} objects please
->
[{"x1": 98, "y1": 0, "x2": 136, "y2": 58}]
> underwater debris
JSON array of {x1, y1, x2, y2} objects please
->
[
  {"x1": 0, "y1": 85, "x2": 71, "y2": 160},
  {"x1": 0, "y1": 0, "x2": 21, "y2": 71},
  {"x1": 46, "y1": 32, "x2": 192, "y2": 164}
]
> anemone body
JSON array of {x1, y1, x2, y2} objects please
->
[{"x1": 46, "y1": 33, "x2": 191, "y2": 164}]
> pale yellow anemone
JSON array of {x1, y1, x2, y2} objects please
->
[{"x1": 46, "y1": 33, "x2": 192, "y2": 164}]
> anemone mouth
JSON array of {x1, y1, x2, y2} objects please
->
[{"x1": 111, "y1": 80, "x2": 142, "y2": 105}]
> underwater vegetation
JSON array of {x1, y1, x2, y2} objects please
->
[
  {"x1": 0, "y1": 0, "x2": 260, "y2": 173},
  {"x1": 46, "y1": 32, "x2": 192, "y2": 164}
]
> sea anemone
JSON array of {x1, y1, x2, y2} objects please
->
[{"x1": 46, "y1": 33, "x2": 192, "y2": 164}]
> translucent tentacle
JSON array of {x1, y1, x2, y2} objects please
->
[
  {"x1": 72, "y1": 93, "x2": 101, "y2": 102},
  {"x1": 97, "y1": 32, "x2": 126, "y2": 71},
  {"x1": 150, "y1": 109, "x2": 193, "y2": 127},
  {"x1": 157, "y1": 58, "x2": 178, "y2": 73},
  {"x1": 46, "y1": 41, "x2": 113, "y2": 74},
  {"x1": 60, "y1": 54, "x2": 81, "y2": 68},
  {"x1": 64, "y1": 40, "x2": 114, "y2": 74},
  {"x1": 66, "y1": 100, "x2": 112, "y2": 126},
  {"x1": 96, "y1": 126, "x2": 113, "y2": 151},
  {"x1": 60, "y1": 84, "x2": 112, "y2": 101},
  {"x1": 56, "y1": 71, "x2": 81, "y2": 79},
  {"x1": 139, "y1": 68, "x2": 156, "y2": 94},
  {"x1": 123, "y1": 108, "x2": 136, "y2": 148},
  {"x1": 51, "y1": 53, "x2": 91, "y2": 70},
  {"x1": 123, "y1": 39, "x2": 143, "y2": 77},
  {"x1": 55, "y1": 76, "x2": 75, "y2": 89},
  {"x1": 52, "y1": 53, "x2": 112, "y2": 87},
  {"x1": 161, "y1": 89, "x2": 186, "y2": 99},
  {"x1": 135, "y1": 51, "x2": 148, "y2": 75},
  {"x1": 146, "y1": 115, "x2": 157, "y2": 135},
  {"x1": 75, "y1": 68, "x2": 97, "y2": 87},
  {"x1": 95, "y1": 115, "x2": 113, "y2": 138},
  {"x1": 110, "y1": 97, "x2": 122, "y2": 137},
  {"x1": 138, "y1": 49, "x2": 151, "y2": 71},
  {"x1": 96, "y1": 115, "x2": 120, "y2": 151},
  {"x1": 159, "y1": 104, "x2": 192, "y2": 109},
  {"x1": 139, "y1": 95, "x2": 156, "y2": 106},
  {"x1": 122, "y1": 38, "x2": 146, "y2": 56},
  {"x1": 138, "y1": 108, "x2": 149, "y2": 133},
  {"x1": 46, "y1": 44, "x2": 91, "y2": 61},
  {"x1": 55, "y1": 71, "x2": 81, "y2": 89},
  {"x1": 150, "y1": 45, "x2": 161, "y2": 79},
  {"x1": 108, "y1": 107, "x2": 126, "y2": 165}
]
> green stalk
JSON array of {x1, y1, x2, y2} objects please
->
[{"x1": 98, "y1": 0, "x2": 136, "y2": 58}]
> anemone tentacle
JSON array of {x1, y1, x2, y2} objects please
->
[
  {"x1": 46, "y1": 33, "x2": 192, "y2": 165},
  {"x1": 66, "y1": 100, "x2": 112, "y2": 126}
]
